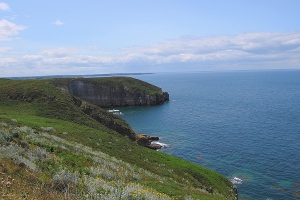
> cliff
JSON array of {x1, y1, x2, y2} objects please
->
[
  {"x1": 66, "y1": 77, "x2": 169, "y2": 107},
  {"x1": 70, "y1": 95, "x2": 137, "y2": 140}
]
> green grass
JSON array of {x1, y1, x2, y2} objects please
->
[{"x1": 0, "y1": 77, "x2": 237, "y2": 199}]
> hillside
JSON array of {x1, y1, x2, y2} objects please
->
[{"x1": 0, "y1": 77, "x2": 237, "y2": 200}]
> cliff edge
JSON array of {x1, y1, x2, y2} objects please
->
[{"x1": 56, "y1": 77, "x2": 169, "y2": 107}]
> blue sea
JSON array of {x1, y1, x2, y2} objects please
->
[{"x1": 118, "y1": 70, "x2": 300, "y2": 200}]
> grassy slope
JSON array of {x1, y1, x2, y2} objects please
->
[{"x1": 0, "y1": 78, "x2": 236, "y2": 199}]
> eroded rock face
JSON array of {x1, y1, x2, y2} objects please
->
[
  {"x1": 68, "y1": 80, "x2": 169, "y2": 107},
  {"x1": 82, "y1": 102, "x2": 137, "y2": 140}
]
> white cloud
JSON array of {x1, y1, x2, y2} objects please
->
[
  {"x1": 0, "y1": 46, "x2": 11, "y2": 52},
  {"x1": 53, "y1": 20, "x2": 64, "y2": 25},
  {"x1": 0, "y1": 2, "x2": 9, "y2": 11},
  {"x1": 126, "y1": 32, "x2": 300, "y2": 56},
  {"x1": 1, "y1": 31, "x2": 300, "y2": 77},
  {"x1": 41, "y1": 47, "x2": 78, "y2": 57},
  {"x1": 0, "y1": 19, "x2": 26, "y2": 41},
  {"x1": 117, "y1": 31, "x2": 300, "y2": 71}
]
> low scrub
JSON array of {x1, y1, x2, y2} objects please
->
[{"x1": 0, "y1": 118, "x2": 236, "y2": 199}]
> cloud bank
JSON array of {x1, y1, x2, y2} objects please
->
[{"x1": 1, "y1": 31, "x2": 300, "y2": 77}]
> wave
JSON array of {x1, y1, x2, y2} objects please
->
[
  {"x1": 151, "y1": 141, "x2": 170, "y2": 148},
  {"x1": 231, "y1": 177, "x2": 243, "y2": 185}
]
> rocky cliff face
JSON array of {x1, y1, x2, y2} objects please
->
[
  {"x1": 68, "y1": 80, "x2": 169, "y2": 107},
  {"x1": 75, "y1": 96, "x2": 137, "y2": 140}
]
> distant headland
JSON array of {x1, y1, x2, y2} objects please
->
[{"x1": 6, "y1": 73, "x2": 154, "y2": 80}]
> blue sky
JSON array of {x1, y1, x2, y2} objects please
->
[{"x1": 1, "y1": 0, "x2": 300, "y2": 77}]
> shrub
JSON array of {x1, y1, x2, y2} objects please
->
[
  {"x1": 2, "y1": 146, "x2": 37, "y2": 171},
  {"x1": 40, "y1": 127, "x2": 56, "y2": 132},
  {"x1": 11, "y1": 119, "x2": 18, "y2": 123},
  {"x1": 10, "y1": 129, "x2": 20, "y2": 138},
  {"x1": 29, "y1": 147, "x2": 48, "y2": 161},
  {"x1": 0, "y1": 130, "x2": 12, "y2": 144},
  {"x1": 52, "y1": 168, "x2": 80, "y2": 193},
  {"x1": 0, "y1": 122, "x2": 8, "y2": 127}
]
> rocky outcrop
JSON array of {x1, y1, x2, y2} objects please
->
[
  {"x1": 68, "y1": 80, "x2": 169, "y2": 107},
  {"x1": 70, "y1": 95, "x2": 137, "y2": 140},
  {"x1": 137, "y1": 134, "x2": 162, "y2": 150}
]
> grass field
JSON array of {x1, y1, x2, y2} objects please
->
[{"x1": 0, "y1": 77, "x2": 237, "y2": 199}]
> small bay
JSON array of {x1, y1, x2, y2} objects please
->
[{"x1": 118, "y1": 70, "x2": 300, "y2": 200}]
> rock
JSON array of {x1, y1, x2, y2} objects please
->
[
  {"x1": 137, "y1": 134, "x2": 164, "y2": 150},
  {"x1": 206, "y1": 187, "x2": 213, "y2": 193},
  {"x1": 163, "y1": 92, "x2": 169, "y2": 101},
  {"x1": 148, "y1": 136, "x2": 159, "y2": 141},
  {"x1": 232, "y1": 186, "x2": 238, "y2": 200},
  {"x1": 137, "y1": 135, "x2": 151, "y2": 146}
]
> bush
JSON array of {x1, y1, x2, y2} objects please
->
[
  {"x1": 10, "y1": 129, "x2": 20, "y2": 138},
  {"x1": 40, "y1": 127, "x2": 56, "y2": 132},
  {"x1": 11, "y1": 119, "x2": 18, "y2": 123},
  {"x1": 0, "y1": 145, "x2": 38, "y2": 172},
  {"x1": 52, "y1": 168, "x2": 79, "y2": 193},
  {"x1": 0, "y1": 122, "x2": 8, "y2": 127},
  {"x1": 29, "y1": 147, "x2": 47, "y2": 161},
  {"x1": 0, "y1": 130, "x2": 12, "y2": 144}
]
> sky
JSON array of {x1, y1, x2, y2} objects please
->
[{"x1": 1, "y1": 0, "x2": 300, "y2": 77}]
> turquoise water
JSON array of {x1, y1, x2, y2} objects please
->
[{"x1": 118, "y1": 71, "x2": 300, "y2": 200}]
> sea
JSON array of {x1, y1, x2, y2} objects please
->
[{"x1": 117, "y1": 70, "x2": 300, "y2": 200}]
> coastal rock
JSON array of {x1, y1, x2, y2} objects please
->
[
  {"x1": 148, "y1": 136, "x2": 159, "y2": 141},
  {"x1": 232, "y1": 186, "x2": 238, "y2": 200},
  {"x1": 137, "y1": 134, "x2": 164, "y2": 150},
  {"x1": 137, "y1": 135, "x2": 151, "y2": 146}
]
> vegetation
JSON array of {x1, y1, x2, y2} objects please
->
[{"x1": 0, "y1": 77, "x2": 236, "y2": 199}]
